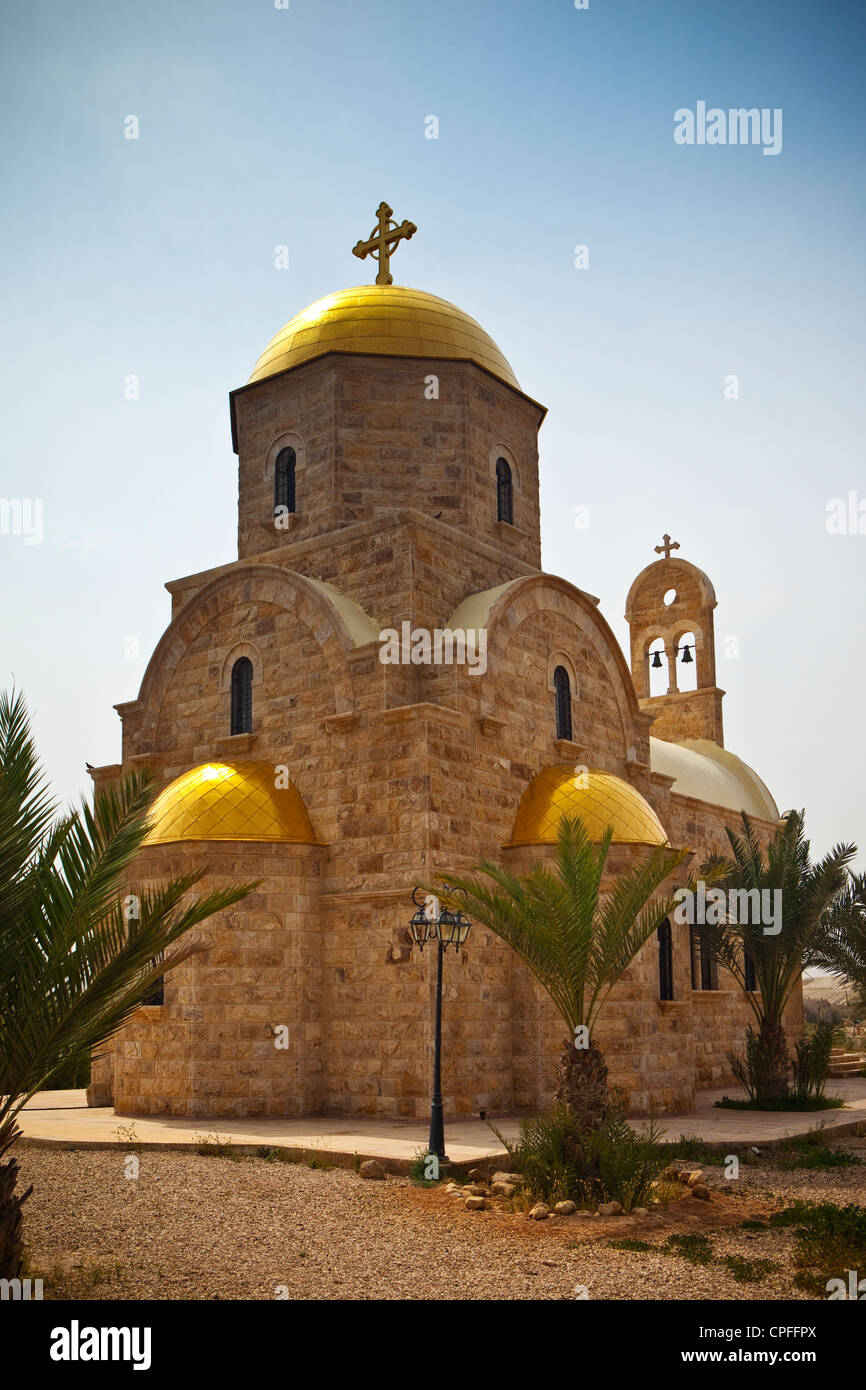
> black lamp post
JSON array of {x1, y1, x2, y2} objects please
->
[{"x1": 408, "y1": 887, "x2": 471, "y2": 1163}]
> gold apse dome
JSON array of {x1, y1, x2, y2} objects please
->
[
  {"x1": 247, "y1": 285, "x2": 520, "y2": 391},
  {"x1": 509, "y1": 766, "x2": 670, "y2": 849},
  {"x1": 142, "y1": 763, "x2": 322, "y2": 846}
]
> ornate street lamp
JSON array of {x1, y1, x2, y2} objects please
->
[{"x1": 409, "y1": 886, "x2": 471, "y2": 1162}]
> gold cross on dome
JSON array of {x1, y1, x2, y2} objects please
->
[
  {"x1": 654, "y1": 533, "x2": 680, "y2": 560},
  {"x1": 352, "y1": 201, "x2": 417, "y2": 285}
]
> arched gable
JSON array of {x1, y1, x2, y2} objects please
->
[
  {"x1": 625, "y1": 557, "x2": 717, "y2": 621},
  {"x1": 131, "y1": 564, "x2": 371, "y2": 742},
  {"x1": 464, "y1": 575, "x2": 644, "y2": 743}
]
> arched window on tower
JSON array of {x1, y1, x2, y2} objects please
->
[
  {"x1": 553, "y1": 665, "x2": 573, "y2": 741},
  {"x1": 658, "y1": 918, "x2": 674, "y2": 1001},
  {"x1": 274, "y1": 447, "x2": 296, "y2": 517},
  {"x1": 230, "y1": 656, "x2": 253, "y2": 735},
  {"x1": 648, "y1": 637, "x2": 670, "y2": 698},
  {"x1": 496, "y1": 457, "x2": 513, "y2": 525},
  {"x1": 675, "y1": 630, "x2": 697, "y2": 692}
]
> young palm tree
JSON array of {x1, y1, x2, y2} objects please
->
[
  {"x1": 0, "y1": 688, "x2": 256, "y2": 1278},
  {"x1": 812, "y1": 872, "x2": 866, "y2": 996},
  {"x1": 430, "y1": 815, "x2": 689, "y2": 1129},
  {"x1": 695, "y1": 811, "x2": 856, "y2": 1104}
]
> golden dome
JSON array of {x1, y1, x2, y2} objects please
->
[
  {"x1": 247, "y1": 285, "x2": 520, "y2": 390},
  {"x1": 509, "y1": 766, "x2": 670, "y2": 848},
  {"x1": 143, "y1": 763, "x2": 322, "y2": 846}
]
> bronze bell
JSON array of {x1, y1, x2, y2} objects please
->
[
  {"x1": 680, "y1": 644, "x2": 693, "y2": 664},
  {"x1": 651, "y1": 650, "x2": 663, "y2": 669}
]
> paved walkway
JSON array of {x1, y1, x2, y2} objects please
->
[{"x1": 15, "y1": 1080, "x2": 866, "y2": 1168}]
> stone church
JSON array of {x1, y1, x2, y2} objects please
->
[{"x1": 87, "y1": 206, "x2": 802, "y2": 1121}]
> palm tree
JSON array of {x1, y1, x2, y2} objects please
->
[
  {"x1": 812, "y1": 872, "x2": 866, "y2": 995},
  {"x1": 695, "y1": 811, "x2": 856, "y2": 1103},
  {"x1": 430, "y1": 814, "x2": 689, "y2": 1129},
  {"x1": 0, "y1": 688, "x2": 256, "y2": 1278}
]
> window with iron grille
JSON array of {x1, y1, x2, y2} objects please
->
[
  {"x1": 658, "y1": 918, "x2": 674, "y2": 1001},
  {"x1": 496, "y1": 457, "x2": 513, "y2": 524},
  {"x1": 274, "y1": 447, "x2": 296, "y2": 515},
  {"x1": 553, "y1": 665, "x2": 573, "y2": 741},
  {"x1": 230, "y1": 656, "x2": 253, "y2": 735}
]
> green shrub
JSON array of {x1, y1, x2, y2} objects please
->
[
  {"x1": 490, "y1": 1103, "x2": 669, "y2": 1212},
  {"x1": 670, "y1": 1134, "x2": 724, "y2": 1165},
  {"x1": 193, "y1": 1131, "x2": 235, "y2": 1158},
  {"x1": 769, "y1": 1201, "x2": 866, "y2": 1292},
  {"x1": 408, "y1": 1147, "x2": 439, "y2": 1186},
  {"x1": 791, "y1": 1022, "x2": 835, "y2": 1103},
  {"x1": 723, "y1": 1021, "x2": 843, "y2": 1110},
  {"x1": 775, "y1": 1131, "x2": 860, "y2": 1171},
  {"x1": 663, "y1": 1233, "x2": 714, "y2": 1266},
  {"x1": 728, "y1": 1026, "x2": 765, "y2": 1104},
  {"x1": 721, "y1": 1254, "x2": 779, "y2": 1284},
  {"x1": 715, "y1": 1094, "x2": 844, "y2": 1112}
]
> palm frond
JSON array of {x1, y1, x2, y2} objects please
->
[{"x1": 0, "y1": 687, "x2": 257, "y2": 1129}]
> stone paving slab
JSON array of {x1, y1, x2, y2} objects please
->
[{"x1": 14, "y1": 1081, "x2": 866, "y2": 1168}]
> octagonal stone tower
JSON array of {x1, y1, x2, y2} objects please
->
[{"x1": 228, "y1": 284, "x2": 545, "y2": 637}]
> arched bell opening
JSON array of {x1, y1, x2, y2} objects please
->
[
  {"x1": 647, "y1": 637, "x2": 670, "y2": 698},
  {"x1": 674, "y1": 630, "x2": 697, "y2": 692}
]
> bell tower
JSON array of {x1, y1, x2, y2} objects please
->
[{"x1": 624, "y1": 534, "x2": 725, "y2": 745}]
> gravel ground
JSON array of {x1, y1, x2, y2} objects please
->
[{"x1": 15, "y1": 1138, "x2": 866, "y2": 1302}]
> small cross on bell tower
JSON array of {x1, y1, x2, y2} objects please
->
[
  {"x1": 654, "y1": 533, "x2": 680, "y2": 561},
  {"x1": 623, "y1": 535, "x2": 725, "y2": 746}
]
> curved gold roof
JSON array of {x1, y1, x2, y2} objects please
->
[
  {"x1": 143, "y1": 763, "x2": 322, "y2": 845},
  {"x1": 649, "y1": 738, "x2": 778, "y2": 821},
  {"x1": 248, "y1": 285, "x2": 520, "y2": 390},
  {"x1": 509, "y1": 766, "x2": 670, "y2": 848}
]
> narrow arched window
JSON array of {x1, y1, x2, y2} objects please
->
[
  {"x1": 691, "y1": 926, "x2": 717, "y2": 990},
  {"x1": 658, "y1": 918, "x2": 674, "y2": 1001},
  {"x1": 496, "y1": 457, "x2": 513, "y2": 524},
  {"x1": 274, "y1": 447, "x2": 296, "y2": 516},
  {"x1": 143, "y1": 951, "x2": 165, "y2": 1007},
  {"x1": 553, "y1": 665, "x2": 573, "y2": 741},
  {"x1": 230, "y1": 656, "x2": 253, "y2": 735}
]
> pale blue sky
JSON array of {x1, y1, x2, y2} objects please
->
[{"x1": 1, "y1": 0, "x2": 864, "y2": 864}]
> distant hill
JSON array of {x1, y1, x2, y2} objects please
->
[{"x1": 802, "y1": 973, "x2": 852, "y2": 1009}]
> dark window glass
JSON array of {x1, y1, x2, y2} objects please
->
[
  {"x1": 553, "y1": 665, "x2": 573, "y2": 741},
  {"x1": 230, "y1": 656, "x2": 253, "y2": 735},
  {"x1": 274, "y1": 447, "x2": 296, "y2": 515},
  {"x1": 690, "y1": 926, "x2": 717, "y2": 990},
  {"x1": 744, "y1": 949, "x2": 757, "y2": 992},
  {"x1": 658, "y1": 918, "x2": 674, "y2": 1001},
  {"x1": 496, "y1": 457, "x2": 513, "y2": 525},
  {"x1": 143, "y1": 952, "x2": 165, "y2": 1006}
]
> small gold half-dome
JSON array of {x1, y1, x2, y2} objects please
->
[
  {"x1": 247, "y1": 284, "x2": 520, "y2": 391},
  {"x1": 143, "y1": 763, "x2": 322, "y2": 846},
  {"x1": 509, "y1": 766, "x2": 669, "y2": 848}
]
